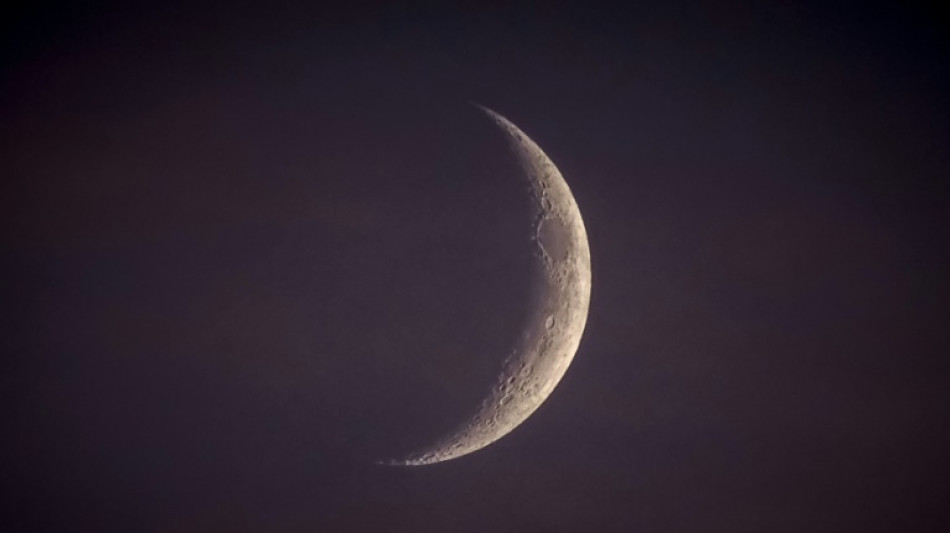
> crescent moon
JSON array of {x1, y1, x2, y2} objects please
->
[{"x1": 386, "y1": 106, "x2": 592, "y2": 466}]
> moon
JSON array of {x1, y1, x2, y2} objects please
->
[{"x1": 386, "y1": 105, "x2": 592, "y2": 466}]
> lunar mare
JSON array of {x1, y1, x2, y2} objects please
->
[{"x1": 386, "y1": 106, "x2": 591, "y2": 466}]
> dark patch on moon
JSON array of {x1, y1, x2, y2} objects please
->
[{"x1": 537, "y1": 216, "x2": 570, "y2": 263}]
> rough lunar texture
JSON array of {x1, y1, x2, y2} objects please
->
[{"x1": 387, "y1": 106, "x2": 592, "y2": 466}]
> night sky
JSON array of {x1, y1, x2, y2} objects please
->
[{"x1": 3, "y1": 2, "x2": 949, "y2": 531}]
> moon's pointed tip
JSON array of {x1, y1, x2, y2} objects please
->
[
  {"x1": 375, "y1": 451, "x2": 448, "y2": 467},
  {"x1": 468, "y1": 101, "x2": 503, "y2": 121},
  {"x1": 374, "y1": 455, "x2": 434, "y2": 467}
]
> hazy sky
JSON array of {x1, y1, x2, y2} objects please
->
[{"x1": 3, "y1": 2, "x2": 948, "y2": 531}]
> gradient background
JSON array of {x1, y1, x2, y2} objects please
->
[{"x1": 3, "y1": 1, "x2": 948, "y2": 531}]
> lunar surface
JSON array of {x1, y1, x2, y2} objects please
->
[{"x1": 385, "y1": 106, "x2": 592, "y2": 466}]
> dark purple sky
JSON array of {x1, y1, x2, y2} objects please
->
[{"x1": 3, "y1": 2, "x2": 949, "y2": 531}]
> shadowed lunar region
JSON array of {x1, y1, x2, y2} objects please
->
[{"x1": 385, "y1": 106, "x2": 592, "y2": 466}]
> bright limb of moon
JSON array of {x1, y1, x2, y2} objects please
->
[{"x1": 384, "y1": 105, "x2": 592, "y2": 466}]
